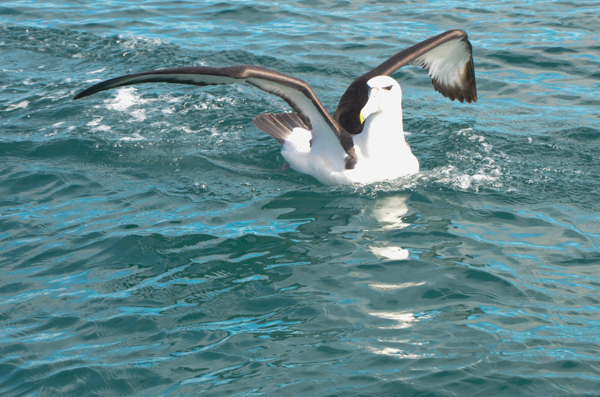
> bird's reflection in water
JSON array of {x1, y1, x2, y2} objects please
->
[
  {"x1": 361, "y1": 195, "x2": 411, "y2": 260},
  {"x1": 263, "y1": 192, "x2": 414, "y2": 260}
]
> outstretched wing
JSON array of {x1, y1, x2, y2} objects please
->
[
  {"x1": 334, "y1": 30, "x2": 477, "y2": 135},
  {"x1": 74, "y1": 65, "x2": 356, "y2": 162}
]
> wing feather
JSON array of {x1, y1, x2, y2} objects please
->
[
  {"x1": 74, "y1": 65, "x2": 356, "y2": 162},
  {"x1": 253, "y1": 113, "x2": 307, "y2": 144},
  {"x1": 334, "y1": 30, "x2": 477, "y2": 135}
]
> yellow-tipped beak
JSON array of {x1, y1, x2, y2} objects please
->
[{"x1": 359, "y1": 89, "x2": 380, "y2": 124}]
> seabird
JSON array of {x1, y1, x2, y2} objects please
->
[{"x1": 73, "y1": 29, "x2": 477, "y2": 185}]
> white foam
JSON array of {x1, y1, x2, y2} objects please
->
[
  {"x1": 119, "y1": 132, "x2": 146, "y2": 141},
  {"x1": 129, "y1": 109, "x2": 147, "y2": 122},
  {"x1": 195, "y1": 93, "x2": 237, "y2": 111},
  {"x1": 40, "y1": 91, "x2": 71, "y2": 101},
  {"x1": 87, "y1": 117, "x2": 103, "y2": 127},
  {"x1": 86, "y1": 68, "x2": 106, "y2": 74},
  {"x1": 4, "y1": 100, "x2": 29, "y2": 111},
  {"x1": 176, "y1": 126, "x2": 201, "y2": 135},
  {"x1": 87, "y1": 117, "x2": 111, "y2": 132},
  {"x1": 116, "y1": 35, "x2": 164, "y2": 50},
  {"x1": 104, "y1": 87, "x2": 148, "y2": 111},
  {"x1": 421, "y1": 128, "x2": 508, "y2": 192},
  {"x1": 431, "y1": 165, "x2": 499, "y2": 191}
]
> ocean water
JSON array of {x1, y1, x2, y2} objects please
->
[{"x1": 1, "y1": 0, "x2": 600, "y2": 395}]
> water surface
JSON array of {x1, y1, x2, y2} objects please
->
[{"x1": 1, "y1": 1, "x2": 600, "y2": 395}]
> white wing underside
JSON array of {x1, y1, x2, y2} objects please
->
[{"x1": 410, "y1": 38, "x2": 473, "y2": 99}]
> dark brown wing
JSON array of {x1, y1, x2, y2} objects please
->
[
  {"x1": 333, "y1": 30, "x2": 477, "y2": 135},
  {"x1": 74, "y1": 65, "x2": 356, "y2": 162}
]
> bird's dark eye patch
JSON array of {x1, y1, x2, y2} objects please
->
[{"x1": 383, "y1": 85, "x2": 393, "y2": 90}]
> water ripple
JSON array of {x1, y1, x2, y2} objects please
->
[{"x1": 2, "y1": 0, "x2": 600, "y2": 395}]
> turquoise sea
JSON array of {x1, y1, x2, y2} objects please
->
[{"x1": 2, "y1": 1, "x2": 600, "y2": 395}]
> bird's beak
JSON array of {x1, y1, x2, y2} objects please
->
[{"x1": 359, "y1": 88, "x2": 380, "y2": 124}]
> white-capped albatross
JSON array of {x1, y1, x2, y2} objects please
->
[{"x1": 73, "y1": 29, "x2": 477, "y2": 185}]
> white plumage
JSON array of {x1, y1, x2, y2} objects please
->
[{"x1": 280, "y1": 76, "x2": 418, "y2": 185}]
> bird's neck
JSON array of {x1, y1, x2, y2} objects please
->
[{"x1": 358, "y1": 110, "x2": 405, "y2": 158}]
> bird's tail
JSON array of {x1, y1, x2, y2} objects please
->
[{"x1": 253, "y1": 113, "x2": 309, "y2": 144}]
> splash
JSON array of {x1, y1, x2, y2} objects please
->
[{"x1": 104, "y1": 87, "x2": 149, "y2": 111}]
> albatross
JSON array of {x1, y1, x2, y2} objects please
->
[{"x1": 73, "y1": 29, "x2": 477, "y2": 185}]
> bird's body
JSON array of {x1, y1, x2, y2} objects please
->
[
  {"x1": 73, "y1": 30, "x2": 477, "y2": 185},
  {"x1": 280, "y1": 76, "x2": 418, "y2": 185}
]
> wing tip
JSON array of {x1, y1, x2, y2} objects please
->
[
  {"x1": 73, "y1": 83, "x2": 107, "y2": 100},
  {"x1": 448, "y1": 29, "x2": 468, "y2": 37},
  {"x1": 429, "y1": 46, "x2": 478, "y2": 105}
]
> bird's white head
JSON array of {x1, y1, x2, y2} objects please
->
[{"x1": 359, "y1": 76, "x2": 402, "y2": 124}]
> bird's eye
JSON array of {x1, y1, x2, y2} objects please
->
[{"x1": 383, "y1": 85, "x2": 393, "y2": 91}]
